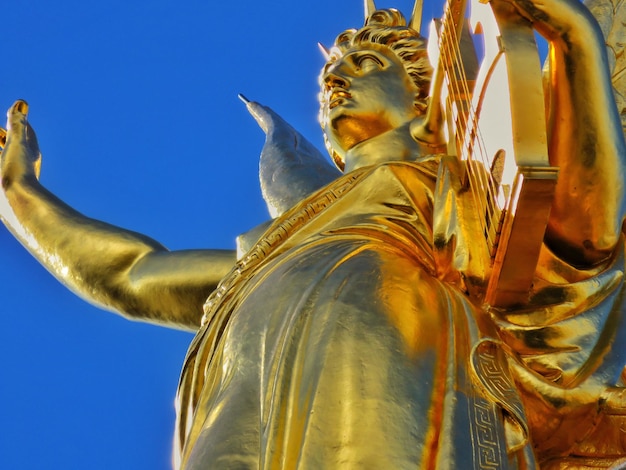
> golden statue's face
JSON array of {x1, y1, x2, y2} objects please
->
[{"x1": 320, "y1": 45, "x2": 420, "y2": 157}]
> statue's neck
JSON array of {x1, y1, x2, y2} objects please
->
[{"x1": 343, "y1": 122, "x2": 424, "y2": 172}]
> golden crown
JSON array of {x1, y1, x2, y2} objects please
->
[
  {"x1": 364, "y1": 0, "x2": 424, "y2": 33},
  {"x1": 317, "y1": 0, "x2": 425, "y2": 60}
]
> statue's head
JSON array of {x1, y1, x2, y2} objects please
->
[{"x1": 319, "y1": 8, "x2": 432, "y2": 170}]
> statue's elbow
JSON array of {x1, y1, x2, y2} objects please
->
[{"x1": 545, "y1": 222, "x2": 620, "y2": 267}]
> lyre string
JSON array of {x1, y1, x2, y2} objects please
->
[
  {"x1": 440, "y1": 23, "x2": 493, "y2": 241},
  {"x1": 435, "y1": 1, "x2": 504, "y2": 251}
]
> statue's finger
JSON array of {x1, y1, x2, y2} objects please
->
[
  {"x1": 0, "y1": 127, "x2": 6, "y2": 149},
  {"x1": 11, "y1": 100, "x2": 28, "y2": 115},
  {"x1": 7, "y1": 100, "x2": 30, "y2": 132}
]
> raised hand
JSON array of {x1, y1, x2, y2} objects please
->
[
  {"x1": 0, "y1": 100, "x2": 42, "y2": 187},
  {"x1": 0, "y1": 99, "x2": 234, "y2": 330}
]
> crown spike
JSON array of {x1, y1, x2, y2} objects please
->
[
  {"x1": 318, "y1": 42, "x2": 331, "y2": 60},
  {"x1": 409, "y1": 0, "x2": 423, "y2": 33},
  {"x1": 364, "y1": 0, "x2": 377, "y2": 20}
]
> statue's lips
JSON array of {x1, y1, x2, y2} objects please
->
[{"x1": 328, "y1": 88, "x2": 352, "y2": 109}]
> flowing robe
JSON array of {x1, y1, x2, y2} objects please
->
[{"x1": 173, "y1": 159, "x2": 626, "y2": 469}]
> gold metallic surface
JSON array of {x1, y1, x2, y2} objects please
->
[{"x1": 3, "y1": 0, "x2": 626, "y2": 468}]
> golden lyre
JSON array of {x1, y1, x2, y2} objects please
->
[{"x1": 424, "y1": 0, "x2": 557, "y2": 307}]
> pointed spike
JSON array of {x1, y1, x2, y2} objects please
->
[
  {"x1": 317, "y1": 42, "x2": 331, "y2": 60},
  {"x1": 364, "y1": 0, "x2": 376, "y2": 20},
  {"x1": 238, "y1": 93, "x2": 251, "y2": 104},
  {"x1": 409, "y1": 0, "x2": 424, "y2": 34}
]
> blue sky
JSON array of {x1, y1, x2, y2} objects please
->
[{"x1": 0, "y1": 1, "x2": 450, "y2": 468}]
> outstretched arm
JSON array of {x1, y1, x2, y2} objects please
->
[
  {"x1": 1, "y1": 101, "x2": 236, "y2": 331},
  {"x1": 509, "y1": 0, "x2": 626, "y2": 265}
]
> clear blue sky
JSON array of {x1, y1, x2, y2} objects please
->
[{"x1": 0, "y1": 1, "x2": 450, "y2": 468}]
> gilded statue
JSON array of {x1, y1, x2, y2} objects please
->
[{"x1": 3, "y1": 0, "x2": 626, "y2": 467}]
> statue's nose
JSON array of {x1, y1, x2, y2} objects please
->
[{"x1": 323, "y1": 68, "x2": 350, "y2": 90}]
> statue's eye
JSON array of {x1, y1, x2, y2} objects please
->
[{"x1": 356, "y1": 54, "x2": 383, "y2": 71}]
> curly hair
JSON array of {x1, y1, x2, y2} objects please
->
[{"x1": 319, "y1": 9, "x2": 432, "y2": 169}]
